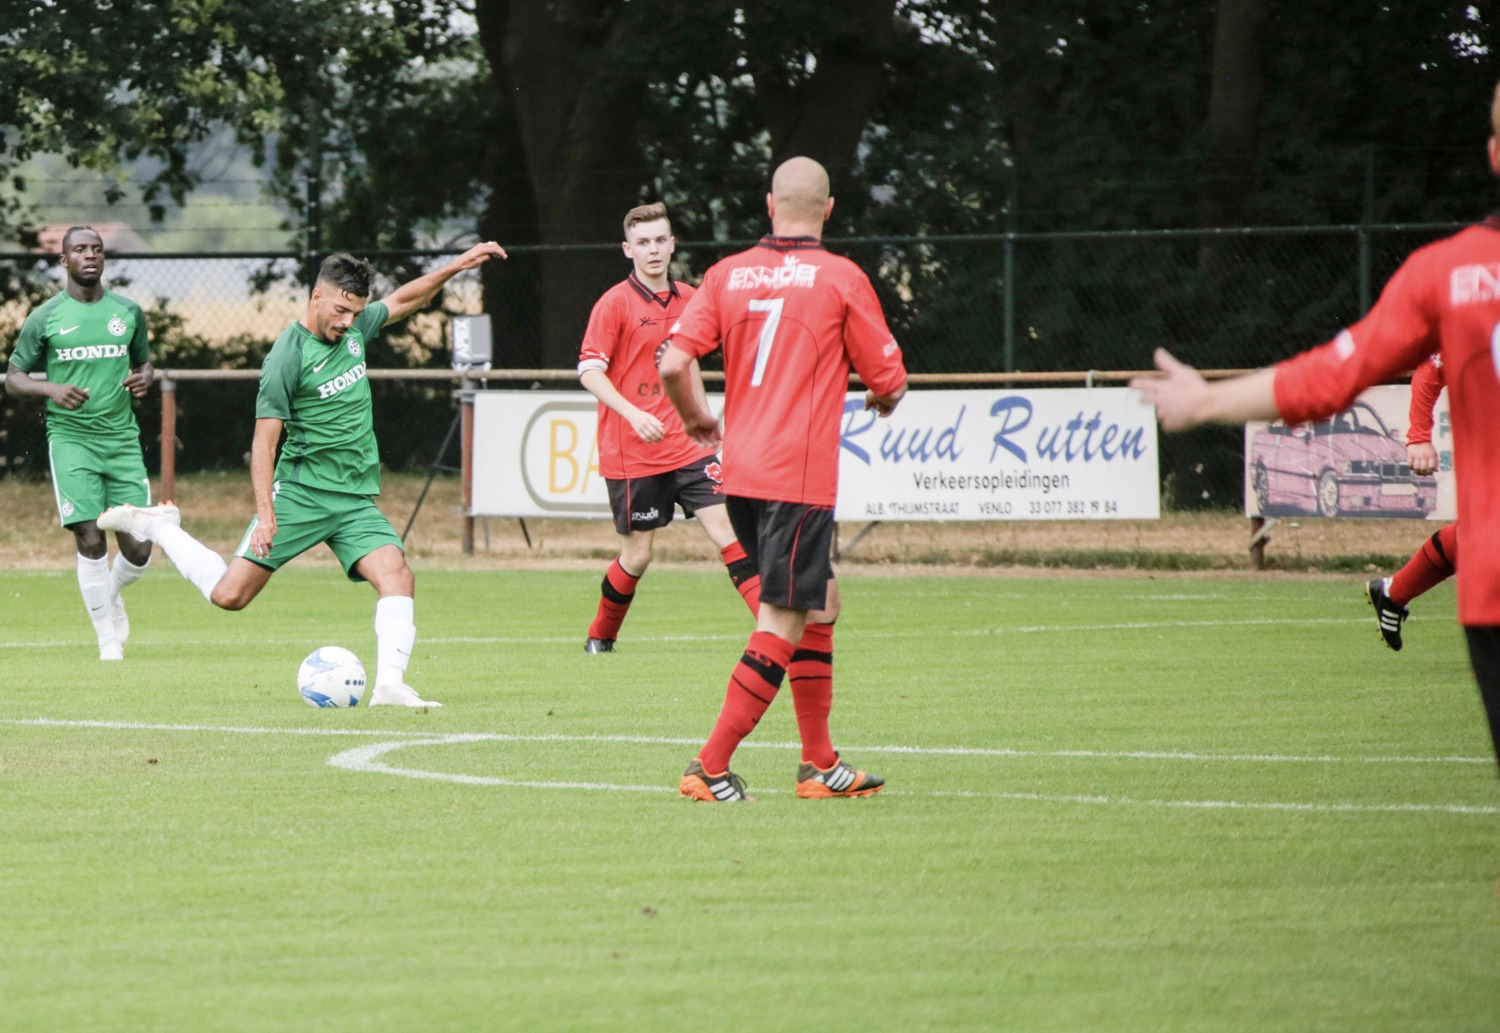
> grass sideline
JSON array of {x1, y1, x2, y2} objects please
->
[
  {"x1": 0, "y1": 470, "x2": 1447, "y2": 572},
  {"x1": 3, "y1": 564, "x2": 1498, "y2": 1032}
]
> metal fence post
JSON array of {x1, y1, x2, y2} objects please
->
[
  {"x1": 160, "y1": 373, "x2": 177, "y2": 502},
  {"x1": 460, "y1": 378, "x2": 475, "y2": 556},
  {"x1": 1003, "y1": 232, "x2": 1016, "y2": 371},
  {"x1": 1357, "y1": 225, "x2": 1372, "y2": 316}
]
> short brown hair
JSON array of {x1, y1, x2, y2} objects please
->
[{"x1": 624, "y1": 203, "x2": 669, "y2": 240}]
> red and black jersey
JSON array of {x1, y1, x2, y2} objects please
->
[
  {"x1": 669, "y1": 236, "x2": 907, "y2": 506},
  {"x1": 1273, "y1": 216, "x2": 1500, "y2": 624},
  {"x1": 578, "y1": 272, "x2": 709, "y2": 479}
]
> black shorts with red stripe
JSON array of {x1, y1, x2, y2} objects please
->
[
  {"x1": 605, "y1": 454, "x2": 725, "y2": 534},
  {"x1": 725, "y1": 495, "x2": 834, "y2": 611}
]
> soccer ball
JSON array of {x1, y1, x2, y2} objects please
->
[{"x1": 297, "y1": 646, "x2": 366, "y2": 708}]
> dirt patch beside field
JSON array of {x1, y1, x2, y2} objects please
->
[{"x1": 0, "y1": 471, "x2": 1439, "y2": 579}]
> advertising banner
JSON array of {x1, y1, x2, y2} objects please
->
[
  {"x1": 834, "y1": 387, "x2": 1158, "y2": 520},
  {"x1": 471, "y1": 388, "x2": 1160, "y2": 521},
  {"x1": 1243, "y1": 384, "x2": 1454, "y2": 520}
]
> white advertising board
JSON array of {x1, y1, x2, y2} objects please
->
[{"x1": 470, "y1": 388, "x2": 1160, "y2": 521}]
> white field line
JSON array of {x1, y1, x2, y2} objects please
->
[
  {"x1": 7, "y1": 718, "x2": 1489, "y2": 765},
  {"x1": 8, "y1": 718, "x2": 1498, "y2": 814},
  {"x1": 0, "y1": 615, "x2": 1397, "y2": 651}
]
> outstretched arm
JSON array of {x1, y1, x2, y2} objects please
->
[
  {"x1": 1129, "y1": 348, "x2": 1279, "y2": 431},
  {"x1": 381, "y1": 242, "x2": 508, "y2": 326}
]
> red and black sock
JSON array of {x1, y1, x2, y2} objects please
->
[
  {"x1": 698, "y1": 630, "x2": 794, "y2": 774},
  {"x1": 720, "y1": 541, "x2": 761, "y2": 616},
  {"x1": 587, "y1": 558, "x2": 640, "y2": 641},
  {"x1": 789, "y1": 622, "x2": 837, "y2": 769},
  {"x1": 1389, "y1": 524, "x2": 1458, "y2": 605}
]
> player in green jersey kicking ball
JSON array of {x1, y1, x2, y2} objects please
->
[
  {"x1": 100, "y1": 243, "x2": 506, "y2": 706},
  {"x1": 6, "y1": 226, "x2": 156, "y2": 661}
]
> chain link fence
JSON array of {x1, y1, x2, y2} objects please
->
[{"x1": 0, "y1": 223, "x2": 1463, "y2": 507}]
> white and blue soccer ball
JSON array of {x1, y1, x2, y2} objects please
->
[{"x1": 298, "y1": 646, "x2": 366, "y2": 708}]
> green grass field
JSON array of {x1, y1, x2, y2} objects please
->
[{"x1": 3, "y1": 565, "x2": 1497, "y2": 1032}]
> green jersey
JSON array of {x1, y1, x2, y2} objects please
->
[
  {"x1": 9, "y1": 289, "x2": 150, "y2": 442},
  {"x1": 256, "y1": 301, "x2": 388, "y2": 497}
]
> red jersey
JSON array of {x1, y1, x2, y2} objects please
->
[
  {"x1": 578, "y1": 272, "x2": 710, "y2": 479},
  {"x1": 1405, "y1": 352, "x2": 1445, "y2": 446},
  {"x1": 1273, "y1": 216, "x2": 1500, "y2": 624},
  {"x1": 668, "y1": 236, "x2": 907, "y2": 506}
]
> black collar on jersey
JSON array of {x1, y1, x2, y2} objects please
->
[
  {"x1": 626, "y1": 269, "x2": 681, "y2": 307},
  {"x1": 757, "y1": 235, "x2": 825, "y2": 252}
]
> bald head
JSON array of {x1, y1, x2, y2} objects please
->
[{"x1": 767, "y1": 156, "x2": 834, "y2": 235}]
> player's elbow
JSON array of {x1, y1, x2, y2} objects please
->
[{"x1": 657, "y1": 344, "x2": 690, "y2": 380}]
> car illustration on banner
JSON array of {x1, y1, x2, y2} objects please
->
[{"x1": 1247, "y1": 400, "x2": 1437, "y2": 518}]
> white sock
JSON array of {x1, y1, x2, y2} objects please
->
[
  {"x1": 154, "y1": 523, "x2": 228, "y2": 602},
  {"x1": 110, "y1": 552, "x2": 149, "y2": 598},
  {"x1": 374, "y1": 595, "x2": 416, "y2": 688},
  {"x1": 77, "y1": 553, "x2": 116, "y2": 644}
]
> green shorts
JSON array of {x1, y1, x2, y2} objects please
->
[
  {"x1": 48, "y1": 436, "x2": 151, "y2": 526},
  {"x1": 234, "y1": 480, "x2": 403, "y2": 582}
]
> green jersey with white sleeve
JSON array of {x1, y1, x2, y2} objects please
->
[
  {"x1": 255, "y1": 301, "x2": 387, "y2": 497},
  {"x1": 9, "y1": 290, "x2": 150, "y2": 443}
]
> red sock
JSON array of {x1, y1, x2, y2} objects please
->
[
  {"x1": 698, "y1": 630, "x2": 794, "y2": 774},
  {"x1": 789, "y1": 622, "x2": 837, "y2": 768},
  {"x1": 587, "y1": 558, "x2": 640, "y2": 641},
  {"x1": 720, "y1": 541, "x2": 761, "y2": 616},
  {"x1": 1389, "y1": 524, "x2": 1457, "y2": 604}
]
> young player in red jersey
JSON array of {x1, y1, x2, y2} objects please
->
[
  {"x1": 576, "y1": 203, "x2": 761, "y2": 654},
  {"x1": 1365, "y1": 353, "x2": 1458, "y2": 650},
  {"x1": 659, "y1": 157, "x2": 908, "y2": 801},
  {"x1": 1131, "y1": 80, "x2": 1500, "y2": 772}
]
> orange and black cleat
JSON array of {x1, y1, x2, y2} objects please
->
[
  {"x1": 679, "y1": 758, "x2": 754, "y2": 802},
  {"x1": 795, "y1": 757, "x2": 884, "y2": 799}
]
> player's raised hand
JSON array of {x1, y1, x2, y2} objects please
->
[
  {"x1": 452, "y1": 241, "x2": 508, "y2": 269},
  {"x1": 1130, "y1": 348, "x2": 1208, "y2": 431}
]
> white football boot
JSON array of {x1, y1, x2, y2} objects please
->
[
  {"x1": 369, "y1": 683, "x2": 443, "y2": 708},
  {"x1": 97, "y1": 502, "x2": 182, "y2": 543}
]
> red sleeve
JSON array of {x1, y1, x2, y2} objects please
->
[
  {"x1": 669, "y1": 268, "x2": 723, "y2": 359},
  {"x1": 579, "y1": 291, "x2": 621, "y2": 368},
  {"x1": 1405, "y1": 355, "x2": 1444, "y2": 445},
  {"x1": 1273, "y1": 254, "x2": 1440, "y2": 425},
  {"x1": 840, "y1": 271, "x2": 907, "y2": 396}
]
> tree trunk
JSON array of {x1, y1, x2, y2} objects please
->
[
  {"x1": 748, "y1": 0, "x2": 900, "y2": 190},
  {"x1": 1200, "y1": 0, "x2": 1269, "y2": 243},
  {"x1": 474, "y1": 0, "x2": 656, "y2": 368}
]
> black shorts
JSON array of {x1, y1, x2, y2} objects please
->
[
  {"x1": 605, "y1": 454, "x2": 725, "y2": 534},
  {"x1": 726, "y1": 495, "x2": 835, "y2": 611},
  {"x1": 1463, "y1": 626, "x2": 1500, "y2": 769}
]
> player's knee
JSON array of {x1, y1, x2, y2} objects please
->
[
  {"x1": 117, "y1": 537, "x2": 152, "y2": 567},
  {"x1": 72, "y1": 524, "x2": 106, "y2": 557},
  {"x1": 211, "y1": 585, "x2": 252, "y2": 611}
]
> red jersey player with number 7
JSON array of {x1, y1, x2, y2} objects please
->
[{"x1": 659, "y1": 156, "x2": 908, "y2": 802}]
